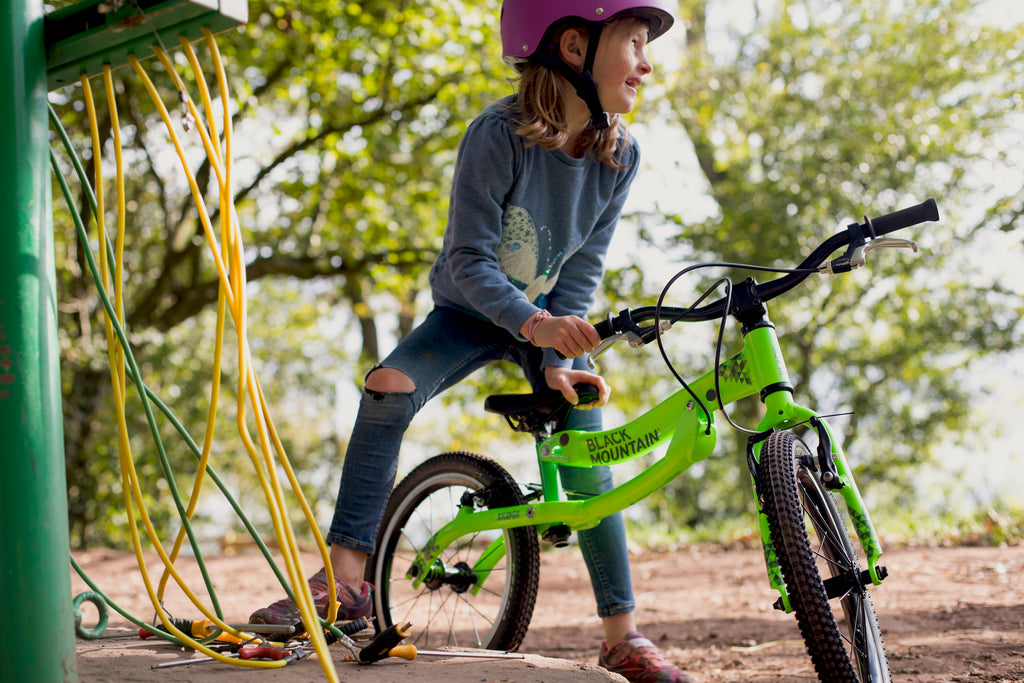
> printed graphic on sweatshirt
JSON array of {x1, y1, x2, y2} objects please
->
[{"x1": 498, "y1": 206, "x2": 563, "y2": 303}]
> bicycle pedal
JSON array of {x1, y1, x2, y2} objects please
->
[{"x1": 542, "y1": 523, "x2": 572, "y2": 548}]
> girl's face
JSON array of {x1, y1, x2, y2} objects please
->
[{"x1": 591, "y1": 19, "x2": 654, "y2": 115}]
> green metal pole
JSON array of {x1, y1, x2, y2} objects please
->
[{"x1": 0, "y1": 0, "x2": 78, "y2": 680}]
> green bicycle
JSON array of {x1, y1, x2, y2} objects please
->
[{"x1": 367, "y1": 198, "x2": 940, "y2": 682}]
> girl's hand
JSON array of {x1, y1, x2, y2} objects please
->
[
  {"x1": 544, "y1": 366, "x2": 610, "y2": 408},
  {"x1": 523, "y1": 313, "x2": 600, "y2": 358}
]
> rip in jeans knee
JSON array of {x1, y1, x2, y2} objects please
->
[{"x1": 364, "y1": 366, "x2": 416, "y2": 398}]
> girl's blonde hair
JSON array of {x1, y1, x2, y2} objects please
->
[
  {"x1": 512, "y1": 63, "x2": 631, "y2": 168},
  {"x1": 507, "y1": 18, "x2": 641, "y2": 169}
]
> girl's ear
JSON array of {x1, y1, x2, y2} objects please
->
[{"x1": 558, "y1": 27, "x2": 588, "y2": 71}]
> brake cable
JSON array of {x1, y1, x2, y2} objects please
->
[{"x1": 651, "y1": 261, "x2": 819, "y2": 435}]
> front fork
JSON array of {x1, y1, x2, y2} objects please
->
[{"x1": 751, "y1": 394, "x2": 886, "y2": 612}]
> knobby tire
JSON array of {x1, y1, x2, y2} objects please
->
[
  {"x1": 759, "y1": 431, "x2": 891, "y2": 682},
  {"x1": 367, "y1": 451, "x2": 540, "y2": 651}
]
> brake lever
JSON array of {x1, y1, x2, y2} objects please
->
[
  {"x1": 587, "y1": 321, "x2": 673, "y2": 369},
  {"x1": 864, "y1": 237, "x2": 918, "y2": 255},
  {"x1": 588, "y1": 333, "x2": 626, "y2": 368},
  {"x1": 819, "y1": 237, "x2": 918, "y2": 274}
]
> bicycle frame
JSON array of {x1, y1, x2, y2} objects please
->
[{"x1": 406, "y1": 300, "x2": 885, "y2": 613}]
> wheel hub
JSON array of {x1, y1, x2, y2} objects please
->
[{"x1": 419, "y1": 559, "x2": 478, "y2": 593}]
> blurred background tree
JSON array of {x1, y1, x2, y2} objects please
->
[
  {"x1": 48, "y1": 0, "x2": 1023, "y2": 549},
  {"x1": 628, "y1": 0, "x2": 1024, "y2": 536}
]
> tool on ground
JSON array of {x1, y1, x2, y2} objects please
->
[
  {"x1": 351, "y1": 621, "x2": 412, "y2": 664},
  {"x1": 238, "y1": 641, "x2": 311, "y2": 664},
  {"x1": 403, "y1": 648, "x2": 526, "y2": 659},
  {"x1": 322, "y1": 622, "x2": 363, "y2": 661},
  {"x1": 139, "y1": 617, "x2": 292, "y2": 643},
  {"x1": 229, "y1": 618, "x2": 379, "y2": 664},
  {"x1": 149, "y1": 617, "x2": 371, "y2": 669},
  {"x1": 151, "y1": 652, "x2": 239, "y2": 669},
  {"x1": 147, "y1": 617, "x2": 526, "y2": 669},
  {"x1": 335, "y1": 620, "x2": 526, "y2": 663}
]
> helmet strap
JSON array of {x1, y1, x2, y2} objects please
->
[
  {"x1": 535, "y1": 22, "x2": 609, "y2": 130},
  {"x1": 580, "y1": 22, "x2": 608, "y2": 130}
]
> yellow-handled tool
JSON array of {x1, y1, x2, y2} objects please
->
[
  {"x1": 352, "y1": 621, "x2": 527, "y2": 664},
  {"x1": 385, "y1": 644, "x2": 525, "y2": 660}
]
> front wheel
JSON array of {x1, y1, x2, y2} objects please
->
[
  {"x1": 366, "y1": 451, "x2": 540, "y2": 651},
  {"x1": 759, "y1": 431, "x2": 891, "y2": 683}
]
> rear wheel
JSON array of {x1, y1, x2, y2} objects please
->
[
  {"x1": 759, "y1": 431, "x2": 891, "y2": 682},
  {"x1": 366, "y1": 452, "x2": 539, "y2": 651}
]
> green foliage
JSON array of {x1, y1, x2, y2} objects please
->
[
  {"x1": 876, "y1": 500, "x2": 1024, "y2": 547},
  {"x1": 626, "y1": 0, "x2": 1024, "y2": 532},
  {"x1": 47, "y1": 0, "x2": 1023, "y2": 548},
  {"x1": 50, "y1": 0, "x2": 507, "y2": 547}
]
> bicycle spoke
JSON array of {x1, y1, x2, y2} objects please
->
[
  {"x1": 453, "y1": 592, "x2": 482, "y2": 646},
  {"x1": 370, "y1": 453, "x2": 539, "y2": 653}
]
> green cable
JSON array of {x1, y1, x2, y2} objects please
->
[
  {"x1": 49, "y1": 106, "x2": 293, "y2": 627},
  {"x1": 73, "y1": 591, "x2": 109, "y2": 639},
  {"x1": 70, "y1": 555, "x2": 187, "y2": 646},
  {"x1": 49, "y1": 115, "x2": 221, "y2": 619},
  {"x1": 49, "y1": 100, "x2": 299, "y2": 634}
]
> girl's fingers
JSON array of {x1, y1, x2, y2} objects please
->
[{"x1": 533, "y1": 315, "x2": 600, "y2": 357}]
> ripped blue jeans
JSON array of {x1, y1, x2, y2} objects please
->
[{"x1": 326, "y1": 306, "x2": 635, "y2": 618}]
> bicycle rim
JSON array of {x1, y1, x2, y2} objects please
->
[
  {"x1": 367, "y1": 451, "x2": 539, "y2": 651},
  {"x1": 760, "y1": 431, "x2": 891, "y2": 682}
]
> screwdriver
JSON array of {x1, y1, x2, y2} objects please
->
[
  {"x1": 384, "y1": 644, "x2": 525, "y2": 660},
  {"x1": 150, "y1": 617, "x2": 371, "y2": 669},
  {"x1": 354, "y1": 621, "x2": 412, "y2": 663},
  {"x1": 352, "y1": 622, "x2": 525, "y2": 662},
  {"x1": 139, "y1": 618, "x2": 249, "y2": 643},
  {"x1": 238, "y1": 644, "x2": 310, "y2": 663},
  {"x1": 138, "y1": 618, "x2": 294, "y2": 643}
]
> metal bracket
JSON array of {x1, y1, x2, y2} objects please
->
[{"x1": 45, "y1": 0, "x2": 248, "y2": 90}]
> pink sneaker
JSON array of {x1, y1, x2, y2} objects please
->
[
  {"x1": 249, "y1": 568, "x2": 372, "y2": 630},
  {"x1": 598, "y1": 631, "x2": 696, "y2": 683}
]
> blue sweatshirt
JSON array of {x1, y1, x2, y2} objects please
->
[{"x1": 429, "y1": 96, "x2": 641, "y2": 368}]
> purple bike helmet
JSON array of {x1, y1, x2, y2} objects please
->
[
  {"x1": 500, "y1": 0, "x2": 675, "y2": 129},
  {"x1": 501, "y1": 0, "x2": 675, "y2": 60}
]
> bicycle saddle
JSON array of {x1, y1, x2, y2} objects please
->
[{"x1": 484, "y1": 384, "x2": 601, "y2": 433}]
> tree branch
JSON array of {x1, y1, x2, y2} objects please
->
[{"x1": 139, "y1": 247, "x2": 436, "y2": 331}]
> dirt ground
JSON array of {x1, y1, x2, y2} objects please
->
[{"x1": 70, "y1": 543, "x2": 1024, "y2": 682}]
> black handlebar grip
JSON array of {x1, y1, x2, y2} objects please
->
[
  {"x1": 593, "y1": 313, "x2": 616, "y2": 340},
  {"x1": 868, "y1": 198, "x2": 939, "y2": 237}
]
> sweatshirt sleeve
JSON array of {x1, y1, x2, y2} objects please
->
[
  {"x1": 541, "y1": 142, "x2": 641, "y2": 368},
  {"x1": 436, "y1": 113, "x2": 539, "y2": 335}
]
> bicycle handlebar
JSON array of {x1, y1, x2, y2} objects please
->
[
  {"x1": 868, "y1": 197, "x2": 939, "y2": 237},
  {"x1": 594, "y1": 198, "x2": 939, "y2": 338}
]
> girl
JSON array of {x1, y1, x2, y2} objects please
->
[{"x1": 253, "y1": 2, "x2": 695, "y2": 680}]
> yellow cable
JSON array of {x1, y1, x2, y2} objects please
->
[
  {"x1": 111, "y1": 54, "x2": 289, "y2": 667},
  {"x1": 128, "y1": 56, "x2": 235, "y2": 299},
  {"x1": 142, "y1": 46, "x2": 323, "y2": 647},
  {"x1": 95, "y1": 38, "x2": 341, "y2": 680},
  {"x1": 187, "y1": 34, "x2": 338, "y2": 671},
  {"x1": 180, "y1": 38, "x2": 222, "y2": 168},
  {"x1": 124, "y1": 53, "x2": 279, "y2": 644},
  {"x1": 81, "y1": 71, "x2": 282, "y2": 670},
  {"x1": 83, "y1": 41, "x2": 341, "y2": 678},
  {"x1": 154, "y1": 39, "x2": 227, "y2": 601}
]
